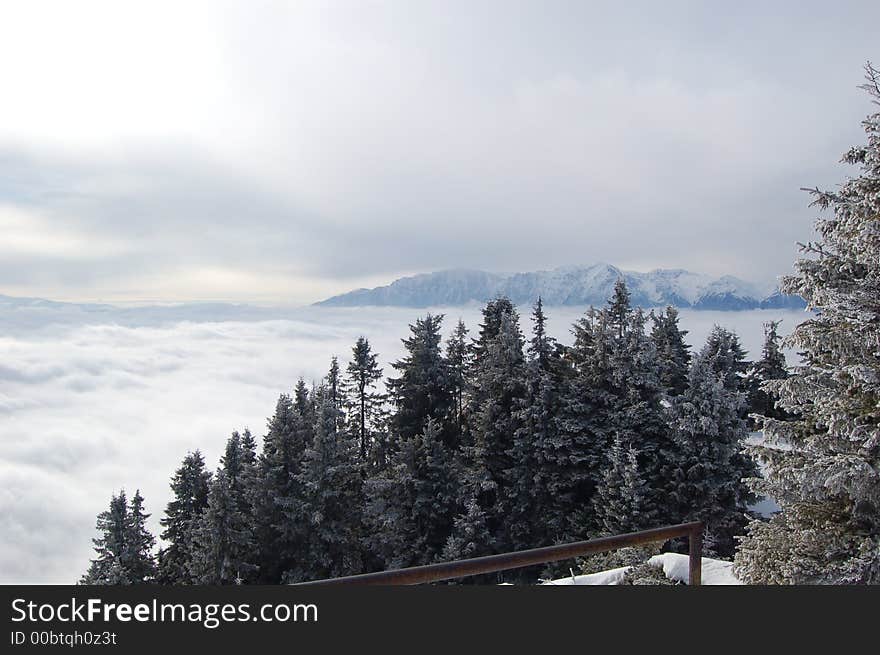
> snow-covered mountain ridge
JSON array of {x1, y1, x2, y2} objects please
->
[{"x1": 316, "y1": 264, "x2": 805, "y2": 310}]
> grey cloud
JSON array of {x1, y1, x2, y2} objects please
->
[
  {"x1": 0, "y1": 363, "x2": 67, "y2": 384},
  {"x1": 1, "y1": 1, "x2": 878, "y2": 302}
]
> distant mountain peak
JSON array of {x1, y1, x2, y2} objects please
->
[{"x1": 315, "y1": 265, "x2": 804, "y2": 310}]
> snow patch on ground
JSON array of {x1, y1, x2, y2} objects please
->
[
  {"x1": 541, "y1": 566, "x2": 632, "y2": 585},
  {"x1": 541, "y1": 555, "x2": 742, "y2": 585},
  {"x1": 647, "y1": 553, "x2": 742, "y2": 585}
]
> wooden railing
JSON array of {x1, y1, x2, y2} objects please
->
[{"x1": 295, "y1": 521, "x2": 704, "y2": 586}]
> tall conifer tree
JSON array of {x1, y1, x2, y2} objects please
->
[
  {"x1": 157, "y1": 452, "x2": 211, "y2": 584},
  {"x1": 650, "y1": 306, "x2": 691, "y2": 397},
  {"x1": 290, "y1": 385, "x2": 365, "y2": 582},
  {"x1": 462, "y1": 300, "x2": 526, "y2": 554},
  {"x1": 667, "y1": 347, "x2": 753, "y2": 557},
  {"x1": 252, "y1": 394, "x2": 308, "y2": 583},
  {"x1": 344, "y1": 337, "x2": 384, "y2": 465},
  {"x1": 509, "y1": 299, "x2": 570, "y2": 549},
  {"x1": 445, "y1": 319, "x2": 470, "y2": 448},
  {"x1": 736, "y1": 65, "x2": 880, "y2": 584},
  {"x1": 745, "y1": 321, "x2": 789, "y2": 421},
  {"x1": 387, "y1": 314, "x2": 454, "y2": 449}
]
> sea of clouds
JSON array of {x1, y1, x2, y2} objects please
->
[{"x1": 0, "y1": 305, "x2": 806, "y2": 583}]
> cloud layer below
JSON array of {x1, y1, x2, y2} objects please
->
[{"x1": 0, "y1": 306, "x2": 805, "y2": 583}]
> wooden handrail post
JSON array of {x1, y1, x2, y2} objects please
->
[{"x1": 688, "y1": 524, "x2": 703, "y2": 586}]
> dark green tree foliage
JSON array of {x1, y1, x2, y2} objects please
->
[
  {"x1": 443, "y1": 493, "x2": 495, "y2": 562},
  {"x1": 326, "y1": 356, "x2": 341, "y2": 410},
  {"x1": 240, "y1": 428, "x2": 258, "y2": 463},
  {"x1": 557, "y1": 306, "x2": 613, "y2": 539},
  {"x1": 613, "y1": 307, "x2": 674, "y2": 523},
  {"x1": 592, "y1": 435, "x2": 655, "y2": 536},
  {"x1": 696, "y1": 326, "x2": 761, "y2": 512},
  {"x1": 471, "y1": 298, "x2": 517, "y2": 361},
  {"x1": 387, "y1": 313, "x2": 453, "y2": 449},
  {"x1": 124, "y1": 490, "x2": 158, "y2": 583},
  {"x1": 188, "y1": 432, "x2": 258, "y2": 584},
  {"x1": 252, "y1": 394, "x2": 308, "y2": 583},
  {"x1": 409, "y1": 419, "x2": 459, "y2": 563},
  {"x1": 560, "y1": 280, "x2": 673, "y2": 537},
  {"x1": 666, "y1": 348, "x2": 753, "y2": 557},
  {"x1": 445, "y1": 319, "x2": 470, "y2": 447},
  {"x1": 157, "y1": 451, "x2": 211, "y2": 584},
  {"x1": 650, "y1": 306, "x2": 691, "y2": 396},
  {"x1": 464, "y1": 300, "x2": 527, "y2": 553},
  {"x1": 703, "y1": 325, "x2": 750, "y2": 392},
  {"x1": 288, "y1": 385, "x2": 365, "y2": 582},
  {"x1": 365, "y1": 418, "x2": 458, "y2": 569},
  {"x1": 82, "y1": 490, "x2": 157, "y2": 584},
  {"x1": 606, "y1": 279, "x2": 631, "y2": 338},
  {"x1": 508, "y1": 299, "x2": 570, "y2": 549},
  {"x1": 294, "y1": 378, "x2": 316, "y2": 435},
  {"x1": 189, "y1": 469, "x2": 256, "y2": 584},
  {"x1": 82, "y1": 491, "x2": 130, "y2": 584},
  {"x1": 344, "y1": 337, "x2": 384, "y2": 465},
  {"x1": 746, "y1": 321, "x2": 789, "y2": 420}
]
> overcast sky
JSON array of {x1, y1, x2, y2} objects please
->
[{"x1": 1, "y1": 0, "x2": 878, "y2": 304}]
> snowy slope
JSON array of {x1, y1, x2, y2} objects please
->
[
  {"x1": 541, "y1": 566, "x2": 632, "y2": 585},
  {"x1": 647, "y1": 554, "x2": 742, "y2": 585},
  {"x1": 541, "y1": 555, "x2": 741, "y2": 585},
  {"x1": 316, "y1": 264, "x2": 802, "y2": 310}
]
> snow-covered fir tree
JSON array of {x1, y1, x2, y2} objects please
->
[
  {"x1": 251, "y1": 393, "x2": 309, "y2": 583},
  {"x1": 745, "y1": 321, "x2": 789, "y2": 421},
  {"x1": 443, "y1": 492, "x2": 495, "y2": 564},
  {"x1": 189, "y1": 469, "x2": 256, "y2": 584},
  {"x1": 124, "y1": 490, "x2": 157, "y2": 583},
  {"x1": 445, "y1": 319, "x2": 471, "y2": 448},
  {"x1": 343, "y1": 336, "x2": 385, "y2": 466},
  {"x1": 564, "y1": 280, "x2": 673, "y2": 535},
  {"x1": 365, "y1": 418, "x2": 458, "y2": 569},
  {"x1": 387, "y1": 313, "x2": 454, "y2": 449},
  {"x1": 591, "y1": 434, "x2": 655, "y2": 536},
  {"x1": 735, "y1": 64, "x2": 880, "y2": 584},
  {"x1": 650, "y1": 306, "x2": 691, "y2": 397},
  {"x1": 461, "y1": 299, "x2": 526, "y2": 554},
  {"x1": 326, "y1": 356, "x2": 341, "y2": 410},
  {"x1": 606, "y1": 278, "x2": 631, "y2": 338},
  {"x1": 666, "y1": 347, "x2": 753, "y2": 557},
  {"x1": 471, "y1": 297, "x2": 518, "y2": 362},
  {"x1": 81, "y1": 491, "x2": 130, "y2": 585},
  {"x1": 82, "y1": 490, "x2": 157, "y2": 584},
  {"x1": 508, "y1": 298, "x2": 571, "y2": 550},
  {"x1": 409, "y1": 418, "x2": 459, "y2": 563},
  {"x1": 224, "y1": 429, "x2": 258, "y2": 484},
  {"x1": 553, "y1": 282, "x2": 677, "y2": 542},
  {"x1": 157, "y1": 451, "x2": 211, "y2": 584},
  {"x1": 702, "y1": 325, "x2": 750, "y2": 394},
  {"x1": 188, "y1": 432, "x2": 257, "y2": 584},
  {"x1": 288, "y1": 384, "x2": 365, "y2": 582},
  {"x1": 612, "y1": 305, "x2": 675, "y2": 525},
  {"x1": 294, "y1": 378, "x2": 317, "y2": 435},
  {"x1": 556, "y1": 306, "x2": 613, "y2": 540}
]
